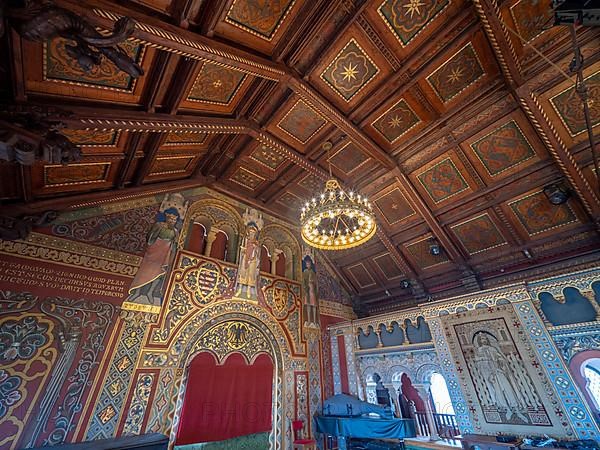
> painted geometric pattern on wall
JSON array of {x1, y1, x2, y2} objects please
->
[
  {"x1": 372, "y1": 98, "x2": 421, "y2": 143},
  {"x1": 164, "y1": 132, "x2": 207, "y2": 145},
  {"x1": 328, "y1": 142, "x2": 369, "y2": 173},
  {"x1": 229, "y1": 166, "x2": 265, "y2": 190},
  {"x1": 378, "y1": 0, "x2": 448, "y2": 46},
  {"x1": 405, "y1": 237, "x2": 450, "y2": 269},
  {"x1": 60, "y1": 129, "x2": 119, "y2": 147},
  {"x1": 510, "y1": 0, "x2": 553, "y2": 42},
  {"x1": 374, "y1": 187, "x2": 415, "y2": 225},
  {"x1": 427, "y1": 43, "x2": 484, "y2": 102},
  {"x1": 471, "y1": 121, "x2": 536, "y2": 176},
  {"x1": 85, "y1": 317, "x2": 147, "y2": 441},
  {"x1": 251, "y1": 143, "x2": 287, "y2": 170},
  {"x1": 45, "y1": 38, "x2": 143, "y2": 91},
  {"x1": 225, "y1": 0, "x2": 296, "y2": 40},
  {"x1": 277, "y1": 100, "x2": 326, "y2": 143},
  {"x1": 451, "y1": 214, "x2": 507, "y2": 255},
  {"x1": 417, "y1": 157, "x2": 469, "y2": 203},
  {"x1": 187, "y1": 62, "x2": 247, "y2": 104},
  {"x1": 509, "y1": 191, "x2": 577, "y2": 235},
  {"x1": 320, "y1": 39, "x2": 380, "y2": 101},
  {"x1": 550, "y1": 71, "x2": 599, "y2": 136},
  {"x1": 515, "y1": 301, "x2": 600, "y2": 438}
]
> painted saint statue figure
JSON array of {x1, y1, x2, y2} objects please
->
[
  {"x1": 127, "y1": 208, "x2": 180, "y2": 306},
  {"x1": 473, "y1": 332, "x2": 529, "y2": 422},
  {"x1": 125, "y1": 193, "x2": 188, "y2": 311},
  {"x1": 235, "y1": 209, "x2": 264, "y2": 300},
  {"x1": 302, "y1": 254, "x2": 319, "y2": 328}
]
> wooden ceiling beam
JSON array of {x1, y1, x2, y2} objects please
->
[
  {"x1": 55, "y1": 107, "x2": 250, "y2": 133},
  {"x1": 53, "y1": 0, "x2": 290, "y2": 81},
  {"x1": 134, "y1": 133, "x2": 168, "y2": 186},
  {"x1": 162, "y1": 57, "x2": 200, "y2": 114},
  {"x1": 517, "y1": 89, "x2": 600, "y2": 220},
  {"x1": 472, "y1": 0, "x2": 523, "y2": 87},
  {"x1": 141, "y1": 50, "x2": 177, "y2": 113},
  {"x1": 472, "y1": 0, "x2": 600, "y2": 221},
  {"x1": 116, "y1": 132, "x2": 143, "y2": 189}
]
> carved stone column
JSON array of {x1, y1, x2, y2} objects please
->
[
  {"x1": 204, "y1": 229, "x2": 218, "y2": 256},
  {"x1": 384, "y1": 381, "x2": 401, "y2": 418},
  {"x1": 401, "y1": 322, "x2": 411, "y2": 345},
  {"x1": 271, "y1": 249, "x2": 282, "y2": 275},
  {"x1": 415, "y1": 383, "x2": 439, "y2": 441},
  {"x1": 355, "y1": 329, "x2": 362, "y2": 350},
  {"x1": 375, "y1": 325, "x2": 384, "y2": 348}
]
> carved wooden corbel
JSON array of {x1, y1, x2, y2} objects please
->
[{"x1": 1, "y1": 0, "x2": 143, "y2": 78}]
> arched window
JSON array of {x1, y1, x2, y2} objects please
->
[
  {"x1": 430, "y1": 372, "x2": 455, "y2": 415},
  {"x1": 185, "y1": 222, "x2": 206, "y2": 254},
  {"x1": 209, "y1": 230, "x2": 228, "y2": 261},
  {"x1": 260, "y1": 245, "x2": 271, "y2": 273},
  {"x1": 583, "y1": 360, "x2": 600, "y2": 409}
]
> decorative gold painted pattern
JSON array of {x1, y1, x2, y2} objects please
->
[
  {"x1": 0, "y1": 233, "x2": 141, "y2": 277},
  {"x1": 44, "y1": 163, "x2": 111, "y2": 187}
]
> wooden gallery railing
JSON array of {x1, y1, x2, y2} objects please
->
[{"x1": 412, "y1": 410, "x2": 460, "y2": 444}]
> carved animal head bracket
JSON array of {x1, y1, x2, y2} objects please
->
[
  {"x1": 2, "y1": 1, "x2": 143, "y2": 78},
  {"x1": 0, "y1": 104, "x2": 82, "y2": 165}
]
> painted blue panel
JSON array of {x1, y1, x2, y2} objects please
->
[
  {"x1": 358, "y1": 326, "x2": 379, "y2": 349},
  {"x1": 381, "y1": 322, "x2": 405, "y2": 347},
  {"x1": 406, "y1": 317, "x2": 432, "y2": 344},
  {"x1": 539, "y1": 287, "x2": 596, "y2": 326}
]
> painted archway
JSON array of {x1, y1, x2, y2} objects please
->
[{"x1": 168, "y1": 307, "x2": 291, "y2": 450}]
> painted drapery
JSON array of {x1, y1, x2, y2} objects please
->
[{"x1": 176, "y1": 352, "x2": 273, "y2": 444}]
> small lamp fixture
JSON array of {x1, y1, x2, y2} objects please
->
[
  {"x1": 543, "y1": 182, "x2": 570, "y2": 205},
  {"x1": 429, "y1": 240, "x2": 442, "y2": 256},
  {"x1": 400, "y1": 279, "x2": 411, "y2": 289}
]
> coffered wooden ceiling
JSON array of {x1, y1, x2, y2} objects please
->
[{"x1": 1, "y1": 0, "x2": 599, "y2": 315}]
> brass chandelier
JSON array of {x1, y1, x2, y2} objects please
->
[{"x1": 300, "y1": 142, "x2": 376, "y2": 251}]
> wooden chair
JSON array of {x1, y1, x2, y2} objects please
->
[{"x1": 291, "y1": 419, "x2": 316, "y2": 450}]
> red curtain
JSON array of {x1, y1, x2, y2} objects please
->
[
  {"x1": 275, "y1": 252, "x2": 286, "y2": 277},
  {"x1": 176, "y1": 352, "x2": 273, "y2": 445},
  {"x1": 185, "y1": 223, "x2": 206, "y2": 254},
  {"x1": 260, "y1": 246, "x2": 271, "y2": 273},
  {"x1": 209, "y1": 231, "x2": 228, "y2": 261},
  {"x1": 401, "y1": 373, "x2": 425, "y2": 411}
]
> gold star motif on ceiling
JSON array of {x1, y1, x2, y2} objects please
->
[
  {"x1": 212, "y1": 79, "x2": 222, "y2": 88},
  {"x1": 403, "y1": 0, "x2": 426, "y2": 19},
  {"x1": 388, "y1": 115, "x2": 403, "y2": 128},
  {"x1": 341, "y1": 63, "x2": 359, "y2": 81},
  {"x1": 447, "y1": 67, "x2": 464, "y2": 83}
]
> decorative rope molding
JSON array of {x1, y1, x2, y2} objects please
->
[
  {"x1": 256, "y1": 132, "x2": 330, "y2": 179},
  {"x1": 92, "y1": 9, "x2": 286, "y2": 81},
  {"x1": 518, "y1": 93, "x2": 599, "y2": 217},
  {"x1": 472, "y1": 0, "x2": 517, "y2": 86},
  {"x1": 75, "y1": 118, "x2": 248, "y2": 134}
]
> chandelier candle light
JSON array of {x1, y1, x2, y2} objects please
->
[{"x1": 300, "y1": 142, "x2": 376, "y2": 251}]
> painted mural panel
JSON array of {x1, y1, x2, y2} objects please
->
[{"x1": 442, "y1": 305, "x2": 574, "y2": 437}]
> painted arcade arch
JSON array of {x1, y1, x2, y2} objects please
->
[
  {"x1": 260, "y1": 224, "x2": 301, "y2": 281},
  {"x1": 180, "y1": 199, "x2": 244, "y2": 263},
  {"x1": 167, "y1": 303, "x2": 293, "y2": 450}
]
